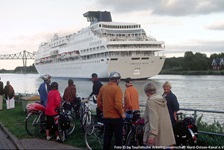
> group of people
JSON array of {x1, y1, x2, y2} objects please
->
[
  {"x1": 37, "y1": 74, "x2": 77, "y2": 141},
  {"x1": 0, "y1": 77, "x2": 15, "y2": 110},
  {"x1": 37, "y1": 72, "x2": 180, "y2": 148},
  {"x1": 143, "y1": 81, "x2": 179, "y2": 147},
  {"x1": 38, "y1": 73, "x2": 100, "y2": 141},
  {"x1": 95, "y1": 71, "x2": 179, "y2": 149}
]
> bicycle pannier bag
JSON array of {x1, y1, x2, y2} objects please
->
[{"x1": 60, "y1": 114, "x2": 70, "y2": 130}]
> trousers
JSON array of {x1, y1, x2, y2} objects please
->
[{"x1": 103, "y1": 117, "x2": 123, "y2": 150}]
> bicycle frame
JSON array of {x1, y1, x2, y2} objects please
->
[
  {"x1": 174, "y1": 112, "x2": 198, "y2": 146},
  {"x1": 25, "y1": 110, "x2": 46, "y2": 136},
  {"x1": 187, "y1": 126, "x2": 197, "y2": 144}
]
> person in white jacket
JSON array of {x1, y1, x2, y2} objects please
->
[{"x1": 143, "y1": 81, "x2": 175, "y2": 147}]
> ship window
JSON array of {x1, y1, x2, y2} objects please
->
[
  {"x1": 101, "y1": 59, "x2": 104, "y2": 61},
  {"x1": 141, "y1": 57, "x2": 149, "y2": 60},
  {"x1": 111, "y1": 58, "x2": 118, "y2": 61},
  {"x1": 99, "y1": 24, "x2": 101, "y2": 27},
  {"x1": 132, "y1": 58, "x2": 140, "y2": 60}
]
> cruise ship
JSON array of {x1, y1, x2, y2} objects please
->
[{"x1": 34, "y1": 11, "x2": 165, "y2": 79}]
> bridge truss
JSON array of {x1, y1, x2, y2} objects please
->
[{"x1": 0, "y1": 50, "x2": 35, "y2": 73}]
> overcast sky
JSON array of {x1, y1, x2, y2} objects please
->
[{"x1": 0, "y1": 0, "x2": 224, "y2": 69}]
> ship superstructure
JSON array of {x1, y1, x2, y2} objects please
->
[{"x1": 34, "y1": 11, "x2": 165, "y2": 79}]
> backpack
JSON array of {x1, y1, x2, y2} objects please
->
[{"x1": 59, "y1": 113, "x2": 70, "y2": 131}]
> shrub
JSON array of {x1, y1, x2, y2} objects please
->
[{"x1": 197, "y1": 115, "x2": 224, "y2": 146}]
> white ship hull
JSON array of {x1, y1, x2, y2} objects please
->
[
  {"x1": 35, "y1": 55, "x2": 165, "y2": 79},
  {"x1": 34, "y1": 11, "x2": 165, "y2": 79}
]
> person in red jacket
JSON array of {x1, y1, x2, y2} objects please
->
[{"x1": 45, "y1": 82, "x2": 61, "y2": 141}]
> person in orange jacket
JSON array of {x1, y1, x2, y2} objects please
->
[
  {"x1": 97, "y1": 71, "x2": 126, "y2": 150},
  {"x1": 123, "y1": 77, "x2": 140, "y2": 118}
]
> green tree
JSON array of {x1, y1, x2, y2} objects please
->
[{"x1": 183, "y1": 51, "x2": 195, "y2": 71}]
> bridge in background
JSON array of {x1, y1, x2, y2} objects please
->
[{"x1": 0, "y1": 50, "x2": 35, "y2": 73}]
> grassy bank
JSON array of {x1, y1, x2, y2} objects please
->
[
  {"x1": 0, "y1": 101, "x2": 86, "y2": 148},
  {"x1": 1, "y1": 101, "x2": 224, "y2": 147}
]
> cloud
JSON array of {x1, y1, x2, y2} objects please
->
[
  {"x1": 166, "y1": 39, "x2": 224, "y2": 57},
  {"x1": 96, "y1": 0, "x2": 224, "y2": 16},
  {"x1": 205, "y1": 21, "x2": 224, "y2": 30},
  {"x1": 0, "y1": 27, "x2": 76, "y2": 54}
]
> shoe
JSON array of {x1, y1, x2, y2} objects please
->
[
  {"x1": 56, "y1": 136, "x2": 60, "y2": 141},
  {"x1": 46, "y1": 136, "x2": 52, "y2": 141}
]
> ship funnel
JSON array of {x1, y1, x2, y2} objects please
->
[{"x1": 83, "y1": 11, "x2": 112, "y2": 25}]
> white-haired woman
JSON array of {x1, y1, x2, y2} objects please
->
[
  {"x1": 143, "y1": 82, "x2": 175, "y2": 147},
  {"x1": 162, "y1": 81, "x2": 179, "y2": 126}
]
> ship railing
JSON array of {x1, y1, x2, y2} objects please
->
[
  {"x1": 139, "y1": 105, "x2": 224, "y2": 137},
  {"x1": 107, "y1": 45, "x2": 163, "y2": 50},
  {"x1": 105, "y1": 35, "x2": 151, "y2": 41}
]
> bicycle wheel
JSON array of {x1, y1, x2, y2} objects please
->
[
  {"x1": 82, "y1": 112, "x2": 92, "y2": 132},
  {"x1": 67, "y1": 114, "x2": 76, "y2": 135},
  {"x1": 85, "y1": 123, "x2": 104, "y2": 150},
  {"x1": 57, "y1": 120, "x2": 66, "y2": 143},
  {"x1": 126, "y1": 130, "x2": 138, "y2": 146},
  {"x1": 122, "y1": 122, "x2": 131, "y2": 144},
  {"x1": 79, "y1": 104, "x2": 84, "y2": 123},
  {"x1": 25, "y1": 112, "x2": 45, "y2": 136}
]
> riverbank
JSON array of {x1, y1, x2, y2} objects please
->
[
  {"x1": 159, "y1": 70, "x2": 224, "y2": 75},
  {"x1": 0, "y1": 100, "x2": 224, "y2": 147},
  {"x1": 0, "y1": 101, "x2": 86, "y2": 149},
  {"x1": 1, "y1": 69, "x2": 224, "y2": 76}
]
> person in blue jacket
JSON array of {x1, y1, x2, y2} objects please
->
[
  {"x1": 38, "y1": 74, "x2": 51, "y2": 107},
  {"x1": 162, "y1": 81, "x2": 179, "y2": 126}
]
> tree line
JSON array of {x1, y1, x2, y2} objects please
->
[
  {"x1": 160, "y1": 51, "x2": 224, "y2": 75},
  {"x1": 0, "y1": 64, "x2": 37, "y2": 73}
]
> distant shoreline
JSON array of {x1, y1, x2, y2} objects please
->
[
  {"x1": 1, "y1": 64, "x2": 224, "y2": 76},
  {"x1": 1, "y1": 70, "x2": 224, "y2": 76},
  {"x1": 159, "y1": 70, "x2": 224, "y2": 75}
]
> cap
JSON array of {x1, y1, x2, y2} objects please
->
[
  {"x1": 125, "y1": 77, "x2": 132, "y2": 83},
  {"x1": 41, "y1": 74, "x2": 51, "y2": 81},
  {"x1": 91, "y1": 73, "x2": 98, "y2": 78}
]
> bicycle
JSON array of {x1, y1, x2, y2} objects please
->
[
  {"x1": 85, "y1": 121, "x2": 104, "y2": 150},
  {"x1": 173, "y1": 112, "x2": 198, "y2": 146},
  {"x1": 124, "y1": 110, "x2": 144, "y2": 146},
  {"x1": 85, "y1": 110, "x2": 142, "y2": 150},
  {"x1": 63, "y1": 97, "x2": 82, "y2": 119},
  {"x1": 80, "y1": 97, "x2": 97, "y2": 132},
  {"x1": 25, "y1": 101, "x2": 76, "y2": 142},
  {"x1": 25, "y1": 102, "x2": 46, "y2": 137},
  {"x1": 54, "y1": 101, "x2": 76, "y2": 142}
]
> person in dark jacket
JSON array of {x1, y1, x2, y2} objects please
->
[
  {"x1": 4, "y1": 81, "x2": 15, "y2": 109},
  {"x1": 89, "y1": 73, "x2": 103, "y2": 100},
  {"x1": 162, "y1": 81, "x2": 179, "y2": 126},
  {"x1": 63, "y1": 79, "x2": 79, "y2": 117},
  {"x1": 89, "y1": 73, "x2": 103, "y2": 120},
  {"x1": 63, "y1": 79, "x2": 76, "y2": 105},
  {"x1": 0, "y1": 77, "x2": 3, "y2": 110},
  {"x1": 38, "y1": 74, "x2": 51, "y2": 107}
]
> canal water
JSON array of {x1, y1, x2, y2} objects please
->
[{"x1": 0, "y1": 73, "x2": 223, "y2": 124}]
